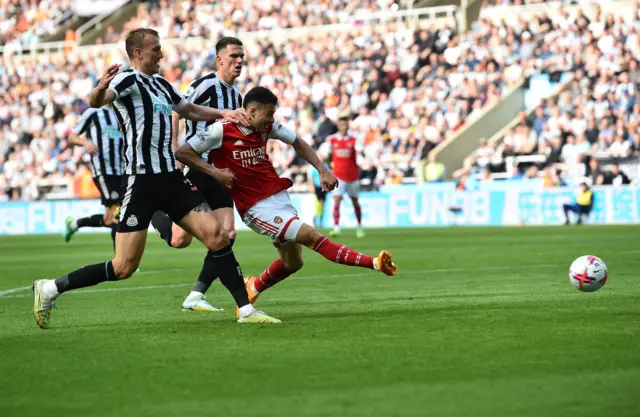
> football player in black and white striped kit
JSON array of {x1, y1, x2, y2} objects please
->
[
  {"x1": 150, "y1": 36, "x2": 246, "y2": 312},
  {"x1": 64, "y1": 104, "x2": 124, "y2": 247},
  {"x1": 32, "y1": 28, "x2": 280, "y2": 329}
]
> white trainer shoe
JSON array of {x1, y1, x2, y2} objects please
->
[
  {"x1": 33, "y1": 279, "x2": 56, "y2": 329},
  {"x1": 181, "y1": 294, "x2": 224, "y2": 312}
]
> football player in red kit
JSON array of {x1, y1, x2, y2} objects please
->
[
  {"x1": 327, "y1": 117, "x2": 365, "y2": 238},
  {"x1": 176, "y1": 87, "x2": 397, "y2": 311}
]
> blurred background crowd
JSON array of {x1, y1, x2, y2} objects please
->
[{"x1": 0, "y1": 0, "x2": 638, "y2": 201}]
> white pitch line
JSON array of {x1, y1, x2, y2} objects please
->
[
  {"x1": 0, "y1": 268, "x2": 187, "y2": 298},
  {"x1": 0, "y1": 286, "x2": 32, "y2": 297},
  {"x1": 2, "y1": 260, "x2": 638, "y2": 300},
  {"x1": 0, "y1": 262, "x2": 564, "y2": 299}
]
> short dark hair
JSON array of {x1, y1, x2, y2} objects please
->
[
  {"x1": 125, "y1": 28, "x2": 159, "y2": 59},
  {"x1": 243, "y1": 87, "x2": 278, "y2": 109},
  {"x1": 338, "y1": 117, "x2": 350, "y2": 123},
  {"x1": 216, "y1": 37, "x2": 243, "y2": 54}
]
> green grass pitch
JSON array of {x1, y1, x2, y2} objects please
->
[{"x1": 0, "y1": 226, "x2": 639, "y2": 417}]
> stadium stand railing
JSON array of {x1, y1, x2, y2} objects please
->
[
  {"x1": 1, "y1": 5, "x2": 459, "y2": 59},
  {"x1": 485, "y1": 74, "x2": 575, "y2": 180}
]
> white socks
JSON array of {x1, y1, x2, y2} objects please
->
[
  {"x1": 187, "y1": 291, "x2": 204, "y2": 300},
  {"x1": 42, "y1": 280, "x2": 59, "y2": 299},
  {"x1": 238, "y1": 304, "x2": 257, "y2": 317},
  {"x1": 185, "y1": 292, "x2": 258, "y2": 317},
  {"x1": 372, "y1": 257, "x2": 379, "y2": 271},
  {"x1": 70, "y1": 219, "x2": 79, "y2": 231}
]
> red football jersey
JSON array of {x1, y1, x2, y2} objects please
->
[
  {"x1": 188, "y1": 120, "x2": 297, "y2": 217},
  {"x1": 328, "y1": 133, "x2": 360, "y2": 182}
]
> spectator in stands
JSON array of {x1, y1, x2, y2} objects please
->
[
  {"x1": 0, "y1": 0, "x2": 72, "y2": 47},
  {"x1": 423, "y1": 153, "x2": 445, "y2": 182},
  {"x1": 562, "y1": 182, "x2": 594, "y2": 226},
  {"x1": 510, "y1": 165, "x2": 524, "y2": 180},
  {"x1": 601, "y1": 163, "x2": 631, "y2": 186},
  {"x1": 542, "y1": 166, "x2": 564, "y2": 188},
  {"x1": 586, "y1": 158, "x2": 604, "y2": 186}
]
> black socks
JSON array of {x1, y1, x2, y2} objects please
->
[
  {"x1": 194, "y1": 241, "x2": 249, "y2": 307},
  {"x1": 77, "y1": 214, "x2": 104, "y2": 228},
  {"x1": 54, "y1": 261, "x2": 117, "y2": 294},
  {"x1": 151, "y1": 211, "x2": 174, "y2": 247}
]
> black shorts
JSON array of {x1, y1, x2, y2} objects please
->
[
  {"x1": 118, "y1": 171, "x2": 205, "y2": 233},
  {"x1": 185, "y1": 170, "x2": 233, "y2": 211},
  {"x1": 314, "y1": 186, "x2": 327, "y2": 202},
  {"x1": 93, "y1": 175, "x2": 123, "y2": 206}
]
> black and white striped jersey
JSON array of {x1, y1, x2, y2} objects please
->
[
  {"x1": 183, "y1": 72, "x2": 242, "y2": 161},
  {"x1": 108, "y1": 69, "x2": 186, "y2": 175},
  {"x1": 72, "y1": 107, "x2": 124, "y2": 177}
]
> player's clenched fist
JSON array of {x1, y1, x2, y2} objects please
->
[
  {"x1": 320, "y1": 171, "x2": 338, "y2": 192},
  {"x1": 215, "y1": 168, "x2": 236, "y2": 189}
]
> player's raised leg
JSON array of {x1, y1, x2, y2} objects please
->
[
  {"x1": 176, "y1": 205, "x2": 280, "y2": 323},
  {"x1": 301, "y1": 223, "x2": 394, "y2": 273},
  {"x1": 243, "y1": 192, "x2": 395, "y2": 301},
  {"x1": 34, "y1": 227, "x2": 147, "y2": 329}
]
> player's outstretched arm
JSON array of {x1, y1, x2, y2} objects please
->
[
  {"x1": 176, "y1": 102, "x2": 250, "y2": 126},
  {"x1": 291, "y1": 138, "x2": 338, "y2": 191},
  {"x1": 89, "y1": 64, "x2": 120, "y2": 108}
]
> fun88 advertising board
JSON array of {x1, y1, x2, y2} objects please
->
[
  {"x1": 0, "y1": 185, "x2": 639, "y2": 235},
  {"x1": 319, "y1": 183, "x2": 640, "y2": 228}
]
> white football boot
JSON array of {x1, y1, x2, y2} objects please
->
[{"x1": 181, "y1": 292, "x2": 224, "y2": 312}]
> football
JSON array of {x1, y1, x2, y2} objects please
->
[{"x1": 569, "y1": 255, "x2": 609, "y2": 292}]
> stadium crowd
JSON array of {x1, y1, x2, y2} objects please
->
[
  {"x1": 1, "y1": 1, "x2": 638, "y2": 202},
  {"x1": 453, "y1": 2, "x2": 640, "y2": 188},
  {"x1": 0, "y1": 0, "x2": 72, "y2": 49},
  {"x1": 118, "y1": 0, "x2": 397, "y2": 42},
  {"x1": 0, "y1": 10, "x2": 518, "y2": 201}
]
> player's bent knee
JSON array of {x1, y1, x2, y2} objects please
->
[
  {"x1": 227, "y1": 229, "x2": 237, "y2": 240},
  {"x1": 171, "y1": 233, "x2": 193, "y2": 248},
  {"x1": 204, "y1": 231, "x2": 230, "y2": 251},
  {"x1": 112, "y1": 261, "x2": 137, "y2": 280},
  {"x1": 284, "y1": 256, "x2": 304, "y2": 272},
  {"x1": 295, "y1": 223, "x2": 321, "y2": 247}
]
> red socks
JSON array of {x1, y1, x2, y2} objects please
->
[
  {"x1": 313, "y1": 236, "x2": 374, "y2": 269},
  {"x1": 255, "y1": 258, "x2": 299, "y2": 292},
  {"x1": 353, "y1": 200, "x2": 362, "y2": 225},
  {"x1": 334, "y1": 199, "x2": 363, "y2": 226},
  {"x1": 254, "y1": 236, "x2": 375, "y2": 294}
]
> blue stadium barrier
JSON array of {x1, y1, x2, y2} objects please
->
[
  {"x1": 320, "y1": 185, "x2": 640, "y2": 228},
  {"x1": 0, "y1": 186, "x2": 638, "y2": 235},
  {"x1": 0, "y1": 194, "x2": 314, "y2": 236}
]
